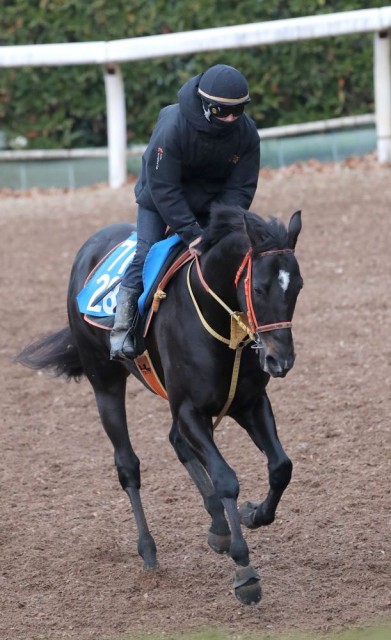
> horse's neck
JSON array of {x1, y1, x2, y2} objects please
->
[{"x1": 201, "y1": 244, "x2": 244, "y2": 308}]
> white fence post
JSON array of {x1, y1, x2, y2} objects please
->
[
  {"x1": 103, "y1": 64, "x2": 127, "y2": 188},
  {"x1": 374, "y1": 30, "x2": 391, "y2": 163}
]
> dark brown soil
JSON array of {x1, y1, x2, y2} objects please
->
[{"x1": 1, "y1": 159, "x2": 390, "y2": 640}]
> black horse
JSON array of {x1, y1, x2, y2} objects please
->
[{"x1": 16, "y1": 204, "x2": 303, "y2": 605}]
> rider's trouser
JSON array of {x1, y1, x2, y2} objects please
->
[{"x1": 121, "y1": 205, "x2": 167, "y2": 289}]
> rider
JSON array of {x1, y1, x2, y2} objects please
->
[{"x1": 110, "y1": 63, "x2": 261, "y2": 361}]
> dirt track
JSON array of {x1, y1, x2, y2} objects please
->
[{"x1": 1, "y1": 159, "x2": 390, "y2": 640}]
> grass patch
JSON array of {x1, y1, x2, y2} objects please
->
[{"x1": 116, "y1": 621, "x2": 391, "y2": 640}]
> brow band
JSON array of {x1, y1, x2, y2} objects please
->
[{"x1": 256, "y1": 249, "x2": 295, "y2": 257}]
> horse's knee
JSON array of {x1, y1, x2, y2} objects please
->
[
  {"x1": 213, "y1": 467, "x2": 240, "y2": 500},
  {"x1": 269, "y1": 457, "x2": 292, "y2": 492},
  {"x1": 114, "y1": 450, "x2": 141, "y2": 490}
]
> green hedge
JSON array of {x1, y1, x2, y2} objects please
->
[{"x1": 0, "y1": 0, "x2": 389, "y2": 148}]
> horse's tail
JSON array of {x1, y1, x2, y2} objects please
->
[{"x1": 15, "y1": 326, "x2": 84, "y2": 381}]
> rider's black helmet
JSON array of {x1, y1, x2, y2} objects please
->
[{"x1": 197, "y1": 64, "x2": 251, "y2": 117}]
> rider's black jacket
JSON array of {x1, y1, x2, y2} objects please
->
[{"x1": 134, "y1": 73, "x2": 261, "y2": 245}]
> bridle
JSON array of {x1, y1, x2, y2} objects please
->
[
  {"x1": 191, "y1": 246, "x2": 295, "y2": 339},
  {"x1": 234, "y1": 247, "x2": 295, "y2": 335},
  {"x1": 188, "y1": 246, "x2": 295, "y2": 427}
]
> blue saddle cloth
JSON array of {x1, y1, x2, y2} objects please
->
[
  {"x1": 77, "y1": 232, "x2": 182, "y2": 319},
  {"x1": 138, "y1": 234, "x2": 182, "y2": 314}
]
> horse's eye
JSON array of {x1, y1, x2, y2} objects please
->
[{"x1": 253, "y1": 287, "x2": 266, "y2": 296}]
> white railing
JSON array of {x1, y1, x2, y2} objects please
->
[{"x1": 1, "y1": 8, "x2": 391, "y2": 187}]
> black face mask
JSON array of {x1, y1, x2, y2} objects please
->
[
  {"x1": 200, "y1": 98, "x2": 242, "y2": 135},
  {"x1": 209, "y1": 114, "x2": 242, "y2": 133}
]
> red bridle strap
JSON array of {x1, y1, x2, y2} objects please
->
[
  {"x1": 193, "y1": 247, "x2": 295, "y2": 336},
  {"x1": 255, "y1": 321, "x2": 293, "y2": 333},
  {"x1": 234, "y1": 248, "x2": 252, "y2": 287},
  {"x1": 235, "y1": 247, "x2": 295, "y2": 334}
]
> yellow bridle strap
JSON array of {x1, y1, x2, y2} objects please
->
[
  {"x1": 186, "y1": 258, "x2": 255, "y2": 426},
  {"x1": 187, "y1": 259, "x2": 229, "y2": 344},
  {"x1": 186, "y1": 259, "x2": 255, "y2": 348},
  {"x1": 213, "y1": 346, "x2": 244, "y2": 429}
]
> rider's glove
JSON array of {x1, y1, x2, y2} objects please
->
[{"x1": 189, "y1": 236, "x2": 203, "y2": 257}]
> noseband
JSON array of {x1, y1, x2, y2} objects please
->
[{"x1": 234, "y1": 247, "x2": 295, "y2": 335}]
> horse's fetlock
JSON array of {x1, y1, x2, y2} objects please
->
[
  {"x1": 116, "y1": 456, "x2": 141, "y2": 490},
  {"x1": 229, "y1": 539, "x2": 249, "y2": 567},
  {"x1": 253, "y1": 504, "x2": 275, "y2": 527},
  {"x1": 269, "y1": 457, "x2": 292, "y2": 491}
]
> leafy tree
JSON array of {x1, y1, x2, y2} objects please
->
[{"x1": 0, "y1": 0, "x2": 388, "y2": 147}]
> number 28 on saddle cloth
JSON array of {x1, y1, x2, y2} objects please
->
[{"x1": 76, "y1": 232, "x2": 186, "y2": 328}]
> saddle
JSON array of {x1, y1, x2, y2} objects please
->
[{"x1": 77, "y1": 233, "x2": 192, "y2": 398}]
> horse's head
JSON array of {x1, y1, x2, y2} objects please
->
[
  {"x1": 199, "y1": 204, "x2": 303, "y2": 378},
  {"x1": 237, "y1": 210, "x2": 303, "y2": 378}
]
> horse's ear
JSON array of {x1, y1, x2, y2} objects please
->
[
  {"x1": 288, "y1": 210, "x2": 302, "y2": 249},
  {"x1": 243, "y1": 212, "x2": 258, "y2": 247}
]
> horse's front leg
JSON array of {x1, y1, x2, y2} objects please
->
[
  {"x1": 176, "y1": 402, "x2": 261, "y2": 605},
  {"x1": 169, "y1": 421, "x2": 231, "y2": 554},
  {"x1": 231, "y1": 391, "x2": 292, "y2": 530}
]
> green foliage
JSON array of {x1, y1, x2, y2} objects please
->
[{"x1": 0, "y1": 0, "x2": 389, "y2": 148}]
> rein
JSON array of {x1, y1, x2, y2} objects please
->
[{"x1": 188, "y1": 257, "x2": 254, "y2": 345}]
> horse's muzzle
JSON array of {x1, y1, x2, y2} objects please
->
[{"x1": 259, "y1": 350, "x2": 296, "y2": 378}]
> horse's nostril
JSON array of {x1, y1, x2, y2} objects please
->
[
  {"x1": 266, "y1": 355, "x2": 279, "y2": 372},
  {"x1": 265, "y1": 353, "x2": 295, "y2": 375}
]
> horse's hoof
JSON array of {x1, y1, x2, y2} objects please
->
[
  {"x1": 235, "y1": 579, "x2": 262, "y2": 605},
  {"x1": 238, "y1": 501, "x2": 258, "y2": 529},
  {"x1": 233, "y1": 565, "x2": 261, "y2": 605},
  {"x1": 207, "y1": 530, "x2": 231, "y2": 554},
  {"x1": 143, "y1": 559, "x2": 159, "y2": 571},
  {"x1": 139, "y1": 532, "x2": 158, "y2": 570},
  {"x1": 141, "y1": 547, "x2": 159, "y2": 571}
]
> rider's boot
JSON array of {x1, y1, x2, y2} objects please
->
[{"x1": 110, "y1": 285, "x2": 140, "y2": 361}]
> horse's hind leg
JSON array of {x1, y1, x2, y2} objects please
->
[
  {"x1": 231, "y1": 392, "x2": 292, "y2": 530},
  {"x1": 169, "y1": 422, "x2": 231, "y2": 554},
  {"x1": 83, "y1": 359, "x2": 158, "y2": 570}
]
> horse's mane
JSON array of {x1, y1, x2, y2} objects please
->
[{"x1": 200, "y1": 203, "x2": 290, "y2": 253}]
